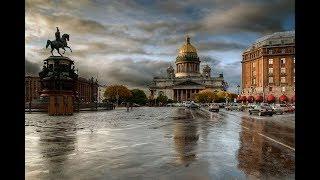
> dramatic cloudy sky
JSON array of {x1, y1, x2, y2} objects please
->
[{"x1": 25, "y1": 0, "x2": 294, "y2": 93}]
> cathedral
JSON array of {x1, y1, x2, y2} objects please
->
[{"x1": 149, "y1": 35, "x2": 228, "y2": 102}]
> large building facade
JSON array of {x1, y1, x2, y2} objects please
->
[
  {"x1": 25, "y1": 74, "x2": 99, "y2": 104},
  {"x1": 241, "y1": 31, "x2": 295, "y2": 103},
  {"x1": 25, "y1": 74, "x2": 41, "y2": 102},
  {"x1": 76, "y1": 77, "x2": 99, "y2": 103},
  {"x1": 149, "y1": 36, "x2": 227, "y2": 102}
]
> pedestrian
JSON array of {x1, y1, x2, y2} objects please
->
[
  {"x1": 130, "y1": 102, "x2": 133, "y2": 110},
  {"x1": 126, "y1": 102, "x2": 130, "y2": 112}
]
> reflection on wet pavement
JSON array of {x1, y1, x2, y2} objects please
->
[{"x1": 25, "y1": 107, "x2": 295, "y2": 179}]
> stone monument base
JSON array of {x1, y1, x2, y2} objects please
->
[{"x1": 44, "y1": 90, "x2": 74, "y2": 116}]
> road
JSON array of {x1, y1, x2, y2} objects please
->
[{"x1": 25, "y1": 107, "x2": 295, "y2": 179}]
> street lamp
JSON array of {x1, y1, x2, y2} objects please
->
[
  {"x1": 116, "y1": 91, "x2": 119, "y2": 108},
  {"x1": 29, "y1": 79, "x2": 32, "y2": 113},
  {"x1": 237, "y1": 85, "x2": 240, "y2": 95}
]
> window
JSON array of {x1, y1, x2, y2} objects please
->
[
  {"x1": 252, "y1": 62, "x2": 256, "y2": 68},
  {"x1": 282, "y1": 87, "x2": 286, "y2": 92},
  {"x1": 269, "y1": 87, "x2": 272, "y2": 92},
  {"x1": 293, "y1": 68, "x2": 295, "y2": 74},
  {"x1": 281, "y1": 58, "x2": 286, "y2": 64},
  {"x1": 268, "y1": 68, "x2": 273, "y2": 74},
  {"x1": 281, "y1": 49, "x2": 286, "y2": 53},
  {"x1": 293, "y1": 57, "x2": 295, "y2": 64},
  {"x1": 281, "y1": 76, "x2": 286, "y2": 83},
  {"x1": 253, "y1": 71, "x2": 256, "y2": 76},
  {"x1": 281, "y1": 67, "x2": 286, "y2": 74},
  {"x1": 268, "y1": 77, "x2": 273, "y2": 83},
  {"x1": 268, "y1": 59, "x2": 273, "y2": 64},
  {"x1": 252, "y1": 78, "x2": 256, "y2": 85},
  {"x1": 268, "y1": 49, "x2": 273, "y2": 54},
  {"x1": 293, "y1": 76, "x2": 295, "y2": 83}
]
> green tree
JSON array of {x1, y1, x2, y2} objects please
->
[
  {"x1": 104, "y1": 85, "x2": 132, "y2": 104},
  {"x1": 129, "y1": 89, "x2": 148, "y2": 105},
  {"x1": 156, "y1": 94, "x2": 168, "y2": 104}
]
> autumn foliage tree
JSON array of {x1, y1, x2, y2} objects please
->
[
  {"x1": 194, "y1": 90, "x2": 217, "y2": 103},
  {"x1": 104, "y1": 85, "x2": 132, "y2": 104},
  {"x1": 195, "y1": 90, "x2": 238, "y2": 103}
]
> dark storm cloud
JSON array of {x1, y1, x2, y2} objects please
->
[
  {"x1": 199, "y1": 56, "x2": 221, "y2": 66},
  {"x1": 30, "y1": 13, "x2": 107, "y2": 35},
  {"x1": 198, "y1": 41, "x2": 248, "y2": 51},
  {"x1": 25, "y1": 59, "x2": 41, "y2": 74},
  {"x1": 76, "y1": 58, "x2": 169, "y2": 89},
  {"x1": 202, "y1": 0, "x2": 294, "y2": 34},
  {"x1": 134, "y1": 0, "x2": 294, "y2": 36}
]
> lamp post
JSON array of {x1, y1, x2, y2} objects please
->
[
  {"x1": 94, "y1": 92, "x2": 97, "y2": 110},
  {"x1": 116, "y1": 91, "x2": 119, "y2": 108},
  {"x1": 237, "y1": 84, "x2": 240, "y2": 95},
  {"x1": 29, "y1": 79, "x2": 32, "y2": 113}
]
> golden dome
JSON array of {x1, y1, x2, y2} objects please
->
[{"x1": 178, "y1": 36, "x2": 197, "y2": 54}]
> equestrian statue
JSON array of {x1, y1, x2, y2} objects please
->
[{"x1": 46, "y1": 27, "x2": 72, "y2": 56}]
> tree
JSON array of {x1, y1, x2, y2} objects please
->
[
  {"x1": 156, "y1": 94, "x2": 168, "y2": 104},
  {"x1": 216, "y1": 90, "x2": 238, "y2": 103},
  {"x1": 129, "y1": 89, "x2": 148, "y2": 105},
  {"x1": 104, "y1": 85, "x2": 132, "y2": 104},
  {"x1": 194, "y1": 90, "x2": 217, "y2": 103}
]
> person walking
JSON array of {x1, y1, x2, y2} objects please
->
[{"x1": 126, "y1": 102, "x2": 130, "y2": 112}]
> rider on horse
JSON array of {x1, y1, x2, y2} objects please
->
[
  {"x1": 46, "y1": 27, "x2": 72, "y2": 56},
  {"x1": 55, "y1": 27, "x2": 63, "y2": 44}
]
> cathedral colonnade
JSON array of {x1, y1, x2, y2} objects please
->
[{"x1": 173, "y1": 89, "x2": 201, "y2": 102}]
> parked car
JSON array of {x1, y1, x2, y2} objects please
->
[
  {"x1": 286, "y1": 104, "x2": 295, "y2": 113},
  {"x1": 271, "y1": 104, "x2": 284, "y2": 115},
  {"x1": 249, "y1": 105, "x2": 274, "y2": 116},
  {"x1": 209, "y1": 103, "x2": 219, "y2": 112},
  {"x1": 274, "y1": 104, "x2": 295, "y2": 113},
  {"x1": 217, "y1": 103, "x2": 225, "y2": 108},
  {"x1": 187, "y1": 102, "x2": 199, "y2": 109},
  {"x1": 225, "y1": 104, "x2": 245, "y2": 111}
]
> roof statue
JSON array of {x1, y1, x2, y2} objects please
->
[{"x1": 46, "y1": 27, "x2": 72, "y2": 56}]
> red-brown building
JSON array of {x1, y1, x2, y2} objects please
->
[
  {"x1": 241, "y1": 31, "x2": 295, "y2": 103},
  {"x1": 25, "y1": 73, "x2": 41, "y2": 102},
  {"x1": 76, "y1": 77, "x2": 98, "y2": 103},
  {"x1": 25, "y1": 74, "x2": 99, "y2": 104}
]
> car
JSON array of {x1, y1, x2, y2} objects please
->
[
  {"x1": 209, "y1": 103, "x2": 219, "y2": 112},
  {"x1": 217, "y1": 103, "x2": 225, "y2": 108},
  {"x1": 275, "y1": 104, "x2": 294, "y2": 113},
  {"x1": 225, "y1": 104, "x2": 245, "y2": 111},
  {"x1": 286, "y1": 104, "x2": 295, "y2": 113},
  {"x1": 271, "y1": 104, "x2": 284, "y2": 115},
  {"x1": 187, "y1": 102, "x2": 199, "y2": 109},
  {"x1": 166, "y1": 103, "x2": 174, "y2": 107},
  {"x1": 248, "y1": 105, "x2": 274, "y2": 116}
]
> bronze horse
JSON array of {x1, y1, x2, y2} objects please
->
[{"x1": 46, "y1": 34, "x2": 72, "y2": 56}]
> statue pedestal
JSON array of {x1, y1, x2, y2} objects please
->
[
  {"x1": 47, "y1": 90, "x2": 74, "y2": 116},
  {"x1": 39, "y1": 56, "x2": 78, "y2": 116}
]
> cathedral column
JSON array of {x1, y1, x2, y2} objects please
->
[{"x1": 187, "y1": 89, "x2": 189, "y2": 100}]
